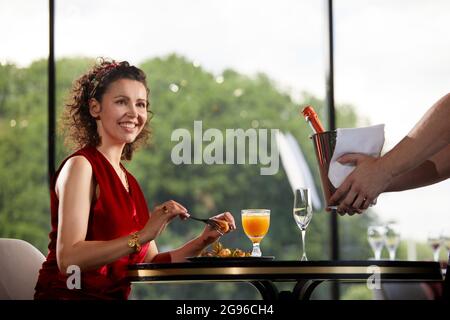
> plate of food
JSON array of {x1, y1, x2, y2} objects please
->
[{"x1": 187, "y1": 241, "x2": 274, "y2": 262}]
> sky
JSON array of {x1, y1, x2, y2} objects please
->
[{"x1": 1, "y1": 0, "x2": 449, "y2": 243}]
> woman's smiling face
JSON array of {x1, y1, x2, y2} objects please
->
[{"x1": 90, "y1": 78, "x2": 148, "y2": 146}]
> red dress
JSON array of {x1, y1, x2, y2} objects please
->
[{"x1": 34, "y1": 146, "x2": 170, "y2": 300}]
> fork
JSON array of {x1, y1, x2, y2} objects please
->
[{"x1": 188, "y1": 215, "x2": 224, "y2": 236}]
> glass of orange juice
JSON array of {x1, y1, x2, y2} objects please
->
[{"x1": 241, "y1": 209, "x2": 270, "y2": 257}]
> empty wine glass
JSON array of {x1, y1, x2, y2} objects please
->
[
  {"x1": 368, "y1": 226, "x2": 386, "y2": 260},
  {"x1": 442, "y1": 235, "x2": 450, "y2": 259},
  {"x1": 441, "y1": 227, "x2": 450, "y2": 261},
  {"x1": 384, "y1": 223, "x2": 401, "y2": 261},
  {"x1": 427, "y1": 232, "x2": 442, "y2": 262},
  {"x1": 293, "y1": 188, "x2": 313, "y2": 261}
]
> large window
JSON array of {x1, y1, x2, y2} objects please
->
[
  {"x1": 53, "y1": 0, "x2": 333, "y2": 299},
  {"x1": 0, "y1": 0, "x2": 50, "y2": 252},
  {"x1": 334, "y1": 0, "x2": 450, "y2": 261}
]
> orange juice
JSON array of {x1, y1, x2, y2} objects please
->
[{"x1": 242, "y1": 214, "x2": 270, "y2": 243}]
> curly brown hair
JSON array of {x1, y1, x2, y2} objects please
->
[{"x1": 62, "y1": 58, "x2": 152, "y2": 160}]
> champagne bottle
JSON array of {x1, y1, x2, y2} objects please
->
[{"x1": 301, "y1": 106, "x2": 325, "y2": 134}]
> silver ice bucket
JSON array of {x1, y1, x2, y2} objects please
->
[{"x1": 310, "y1": 131, "x2": 337, "y2": 210}]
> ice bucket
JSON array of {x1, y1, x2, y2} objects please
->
[{"x1": 310, "y1": 130, "x2": 337, "y2": 210}]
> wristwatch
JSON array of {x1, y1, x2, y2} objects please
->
[{"x1": 128, "y1": 232, "x2": 141, "y2": 253}]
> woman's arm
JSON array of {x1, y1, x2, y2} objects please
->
[
  {"x1": 143, "y1": 232, "x2": 220, "y2": 263},
  {"x1": 143, "y1": 237, "x2": 206, "y2": 263},
  {"x1": 145, "y1": 212, "x2": 236, "y2": 263},
  {"x1": 56, "y1": 156, "x2": 139, "y2": 273},
  {"x1": 56, "y1": 156, "x2": 189, "y2": 273}
]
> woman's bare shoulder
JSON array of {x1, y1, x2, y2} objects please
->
[
  {"x1": 61, "y1": 155, "x2": 92, "y2": 176},
  {"x1": 56, "y1": 155, "x2": 93, "y2": 194}
]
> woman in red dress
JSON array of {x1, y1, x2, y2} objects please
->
[{"x1": 34, "y1": 59, "x2": 235, "y2": 300}]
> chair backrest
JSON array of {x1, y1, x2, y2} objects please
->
[{"x1": 0, "y1": 238, "x2": 46, "y2": 300}]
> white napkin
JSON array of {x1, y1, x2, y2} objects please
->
[{"x1": 328, "y1": 124, "x2": 385, "y2": 188}]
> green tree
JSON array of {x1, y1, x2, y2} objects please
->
[{"x1": 0, "y1": 60, "x2": 50, "y2": 252}]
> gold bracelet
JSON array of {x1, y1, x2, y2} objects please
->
[{"x1": 127, "y1": 231, "x2": 141, "y2": 253}]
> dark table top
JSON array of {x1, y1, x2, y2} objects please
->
[{"x1": 128, "y1": 260, "x2": 443, "y2": 283}]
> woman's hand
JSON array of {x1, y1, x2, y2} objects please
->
[
  {"x1": 198, "y1": 212, "x2": 236, "y2": 246},
  {"x1": 329, "y1": 153, "x2": 392, "y2": 214},
  {"x1": 140, "y1": 200, "x2": 190, "y2": 243}
]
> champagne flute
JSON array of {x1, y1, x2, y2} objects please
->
[
  {"x1": 293, "y1": 188, "x2": 313, "y2": 261},
  {"x1": 441, "y1": 227, "x2": 450, "y2": 262},
  {"x1": 427, "y1": 232, "x2": 442, "y2": 262},
  {"x1": 368, "y1": 226, "x2": 386, "y2": 260},
  {"x1": 241, "y1": 209, "x2": 270, "y2": 257},
  {"x1": 384, "y1": 223, "x2": 401, "y2": 261},
  {"x1": 442, "y1": 235, "x2": 450, "y2": 259}
]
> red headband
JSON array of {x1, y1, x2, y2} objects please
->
[{"x1": 89, "y1": 62, "x2": 120, "y2": 98}]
